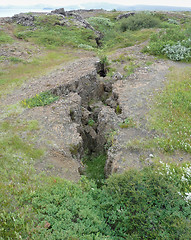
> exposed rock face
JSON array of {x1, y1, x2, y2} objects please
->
[
  {"x1": 50, "y1": 70, "x2": 104, "y2": 107},
  {"x1": 52, "y1": 9, "x2": 94, "y2": 30},
  {"x1": 46, "y1": 60, "x2": 123, "y2": 163},
  {"x1": 51, "y1": 8, "x2": 103, "y2": 46},
  {"x1": 11, "y1": 13, "x2": 35, "y2": 26},
  {"x1": 116, "y1": 12, "x2": 135, "y2": 20}
]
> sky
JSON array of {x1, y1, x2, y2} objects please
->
[{"x1": 1, "y1": 0, "x2": 191, "y2": 8}]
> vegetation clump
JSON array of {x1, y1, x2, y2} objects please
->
[
  {"x1": 120, "y1": 13, "x2": 161, "y2": 31},
  {"x1": 14, "y1": 23, "x2": 97, "y2": 48},
  {"x1": 119, "y1": 118, "x2": 134, "y2": 128},
  {"x1": 145, "y1": 26, "x2": 191, "y2": 61},
  {"x1": 22, "y1": 91, "x2": 59, "y2": 108},
  {"x1": 4, "y1": 165, "x2": 189, "y2": 239}
]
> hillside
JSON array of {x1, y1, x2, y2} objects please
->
[{"x1": 0, "y1": 9, "x2": 191, "y2": 239}]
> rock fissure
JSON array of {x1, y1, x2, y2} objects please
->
[{"x1": 49, "y1": 62, "x2": 122, "y2": 175}]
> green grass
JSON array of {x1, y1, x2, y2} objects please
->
[
  {"x1": 102, "y1": 28, "x2": 155, "y2": 51},
  {"x1": 0, "y1": 115, "x2": 44, "y2": 239},
  {"x1": 112, "y1": 53, "x2": 133, "y2": 63},
  {"x1": 14, "y1": 24, "x2": 97, "y2": 48},
  {"x1": 126, "y1": 67, "x2": 191, "y2": 154},
  {"x1": 22, "y1": 91, "x2": 59, "y2": 108},
  {"x1": 146, "y1": 67, "x2": 191, "y2": 153},
  {"x1": 86, "y1": 14, "x2": 156, "y2": 51},
  {"x1": 9, "y1": 56, "x2": 25, "y2": 63},
  {"x1": 82, "y1": 153, "x2": 106, "y2": 186},
  {"x1": 0, "y1": 48, "x2": 77, "y2": 97},
  {"x1": 0, "y1": 30, "x2": 13, "y2": 44}
]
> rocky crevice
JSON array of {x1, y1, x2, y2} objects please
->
[{"x1": 49, "y1": 61, "x2": 122, "y2": 175}]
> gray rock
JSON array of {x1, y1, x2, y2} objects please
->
[
  {"x1": 11, "y1": 13, "x2": 35, "y2": 26},
  {"x1": 112, "y1": 72, "x2": 123, "y2": 81},
  {"x1": 116, "y1": 12, "x2": 135, "y2": 20}
]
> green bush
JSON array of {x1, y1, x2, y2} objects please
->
[
  {"x1": 88, "y1": 17, "x2": 114, "y2": 32},
  {"x1": 103, "y1": 167, "x2": 191, "y2": 239},
  {"x1": 120, "y1": 13, "x2": 161, "y2": 31},
  {"x1": 144, "y1": 28, "x2": 190, "y2": 60},
  {"x1": 29, "y1": 178, "x2": 114, "y2": 239},
  {"x1": 168, "y1": 18, "x2": 179, "y2": 25},
  {"x1": 26, "y1": 166, "x2": 191, "y2": 239}
]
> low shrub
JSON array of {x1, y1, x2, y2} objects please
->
[
  {"x1": 88, "y1": 17, "x2": 114, "y2": 32},
  {"x1": 27, "y1": 166, "x2": 191, "y2": 239},
  {"x1": 144, "y1": 28, "x2": 191, "y2": 61},
  {"x1": 162, "y1": 42, "x2": 191, "y2": 61},
  {"x1": 120, "y1": 13, "x2": 161, "y2": 31},
  {"x1": 103, "y1": 167, "x2": 191, "y2": 239},
  {"x1": 168, "y1": 18, "x2": 179, "y2": 25}
]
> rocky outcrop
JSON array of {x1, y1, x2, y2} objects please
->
[
  {"x1": 116, "y1": 12, "x2": 135, "y2": 20},
  {"x1": 51, "y1": 8, "x2": 103, "y2": 46},
  {"x1": 11, "y1": 13, "x2": 35, "y2": 26},
  {"x1": 10, "y1": 8, "x2": 103, "y2": 47},
  {"x1": 51, "y1": 8, "x2": 93, "y2": 30}
]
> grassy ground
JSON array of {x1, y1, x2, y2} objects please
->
[
  {"x1": 127, "y1": 66, "x2": 191, "y2": 154},
  {"x1": 0, "y1": 112, "x2": 45, "y2": 239},
  {"x1": 148, "y1": 66, "x2": 191, "y2": 153},
  {"x1": 0, "y1": 30, "x2": 14, "y2": 44},
  {"x1": 0, "y1": 48, "x2": 77, "y2": 97}
]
